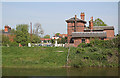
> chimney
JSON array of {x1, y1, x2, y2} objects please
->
[
  {"x1": 74, "y1": 15, "x2": 77, "y2": 32},
  {"x1": 4, "y1": 26, "x2": 9, "y2": 32},
  {"x1": 89, "y1": 16, "x2": 93, "y2": 30},
  {"x1": 80, "y1": 12, "x2": 85, "y2": 20},
  {"x1": 75, "y1": 15, "x2": 77, "y2": 21}
]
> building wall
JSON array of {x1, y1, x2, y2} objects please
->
[
  {"x1": 67, "y1": 22, "x2": 74, "y2": 43},
  {"x1": 67, "y1": 22, "x2": 85, "y2": 43},
  {"x1": 76, "y1": 22, "x2": 84, "y2": 32},
  {"x1": 104, "y1": 29, "x2": 114, "y2": 40},
  {"x1": 74, "y1": 38, "x2": 81, "y2": 47},
  {"x1": 74, "y1": 37, "x2": 90, "y2": 47}
]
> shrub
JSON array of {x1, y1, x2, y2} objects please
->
[
  {"x1": 9, "y1": 42, "x2": 18, "y2": 47},
  {"x1": 88, "y1": 47, "x2": 98, "y2": 52},
  {"x1": 76, "y1": 48, "x2": 85, "y2": 54},
  {"x1": 70, "y1": 58, "x2": 85, "y2": 67},
  {"x1": 83, "y1": 56, "x2": 89, "y2": 59},
  {"x1": 78, "y1": 43, "x2": 92, "y2": 48}
]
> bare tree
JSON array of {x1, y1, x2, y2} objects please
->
[{"x1": 33, "y1": 23, "x2": 44, "y2": 37}]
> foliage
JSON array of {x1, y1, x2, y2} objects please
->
[
  {"x1": 2, "y1": 35, "x2": 10, "y2": 46},
  {"x1": 14, "y1": 24, "x2": 30, "y2": 46},
  {"x1": 56, "y1": 33, "x2": 60, "y2": 36},
  {"x1": 9, "y1": 41, "x2": 18, "y2": 46},
  {"x1": 57, "y1": 39, "x2": 61, "y2": 44},
  {"x1": 69, "y1": 46, "x2": 118, "y2": 67},
  {"x1": 31, "y1": 34, "x2": 41, "y2": 43},
  {"x1": 93, "y1": 18, "x2": 107, "y2": 26},
  {"x1": 61, "y1": 37, "x2": 67, "y2": 44},
  {"x1": 78, "y1": 43, "x2": 92, "y2": 48},
  {"x1": 90, "y1": 38, "x2": 118, "y2": 48},
  {"x1": 69, "y1": 37, "x2": 118, "y2": 67},
  {"x1": 10, "y1": 29, "x2": 16, "y2": 35},
  {"x1": 51, "y1": 39, "x2": 55, "y2": 44},
  {"x1": 44, "y1": 35, "x2": 50, "y2": 38}
]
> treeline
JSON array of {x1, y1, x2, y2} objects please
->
[
  {"x1": 2, "y1": 24, "x2": 68, "y2": 47},
  {"x1": 2, "y1": 24, "x2": 41, "y2": 46}
]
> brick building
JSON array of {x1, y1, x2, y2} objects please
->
[
  {"x1": 66, "y1": 12, "x2": 114, "y2": 47},
  {"x1": 3, "y1": 26, "x2": 15, "y2": 42}
]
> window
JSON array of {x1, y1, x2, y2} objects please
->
[{"x1": 82, "y1": 39, "x2": 85, "y2": 43}]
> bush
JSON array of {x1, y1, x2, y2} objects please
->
[
  {"x1": 70, "y1": 58, "x2": 85, "y2": 67},
  {"x1": 88, "y1": 47, "x2": 98, "y2": 52},
  {"x1": 83, "y1": 56, "x2": 89, "y2": 59},
  {"x1": 78, "y1": 43, "x2": 92, "y2": 48},
  {"x1": 9, "y1": 42, "x2": 18, "y2": 47},
  {"x1": 76, "y1": 48, "x2": 85, "y2": 54}
]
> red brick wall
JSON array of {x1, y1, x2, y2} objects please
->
[
  {"x1": 67, "y1": 22, "x2": 74, "y2": 43},
  {"x1": 74, "y1": 37, "x2": 90, "y2": 47},
  {"x1": 67, "y1": 22, "x2": 85, "y2": 43},
  {"x1": 104, "y1": 30, "x2": 114, "y2": 40},
  {"x1": 74, "y1": 38, "x2": 81, "y2": 47},
  {"x1": 76, "y1": 22, "x2": 84, "y2": 32}
]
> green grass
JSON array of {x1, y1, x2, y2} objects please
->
[{"x1": 2, "y1": 47, "x2": 68, "y2": 68}]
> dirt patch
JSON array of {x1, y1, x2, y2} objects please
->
[{"x1": 55, "y1": 51, "x2": 64, "y2": 52}]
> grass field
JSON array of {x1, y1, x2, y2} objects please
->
[{"x1": 2, "y1": 47, "x2": 68, "y2": 68}]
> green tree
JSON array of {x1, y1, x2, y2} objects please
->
[
  {"x1": 31, "y1": 34, "x2": 40, "y2": 43},
  {"x1": 51, "y1": 39, "x2": 55, "y2": 44},
  {"x1": 2, "y1": 35, "x2": 10, "y2": 46},
  {"x1": 44, "y1": 35, "x2": 50, "y2": 38},
  {"x1": 15, "y1": 24, "x2": 30, "y2": 46},
  {"x1": 93, "y1": 18, "x2": 107, "y2": 26},
  {"x1": 56, "y1": 33, "x2": 60, "y2": 36},
  {"x1": 61, "y1": 37, "x2": 67, "y2": 44}
]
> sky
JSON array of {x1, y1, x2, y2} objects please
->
[{"x1": 2, "y1": 2, "x2": 118, "y2": 37}]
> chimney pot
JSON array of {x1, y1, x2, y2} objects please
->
[
  {"x1": 75, "y1": 15, "x2": 77, "y2": 21},
  {"x1": 80, "y1": 12, "x2": 85, "y2": 20}
]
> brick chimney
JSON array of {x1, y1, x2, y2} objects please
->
[
  {"x1": 89, "y1": 16, "x2": 93, "y2": 30},
  {"x1": 74, "y1": 15, "x2": 77, "y2": 32},
  {"x1": 75, "y1": 15, "x2": 77, "y2": 21},
  {"x1": 80, "y1": 12, "x2": 85, "y2": 20},
  {"x1": 4, "y1": 26, "x2": 9, "y2": 32}
]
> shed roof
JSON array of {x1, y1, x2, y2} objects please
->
[{"x1": 72, "y1": 32, "x2": 107, "y2": 38}]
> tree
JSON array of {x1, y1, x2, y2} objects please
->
[
  {"x1": 44, "y1": 35, "x2": 50, "y2": 38},
  {"x1": 33, "y1": 23, "x2": 44, "y2": 37},
  {"x1": 31, "y1": 34, "x2": 40, "y2": 43},
  {"x1": 56, "y1": 33, "x2": 60, "y2": 36},
  {"x1": 15, "y1": 24, "x2": 30, "y2": 46},
  {"x1": 2, "y1": 35, "x2": 10, "y2": 46},
  {"x1": 51, "y1": 39, "x2": 55, "y2": 44},
  {"x1": 93, "y1": 18, "x2": 107, "y2": 26},
  {"x1": 10, "y1": 29, "x2": 16, "y2": 34},
  {"x1": 61, "y1": 37, "x2": 67, "y2": 44}
]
